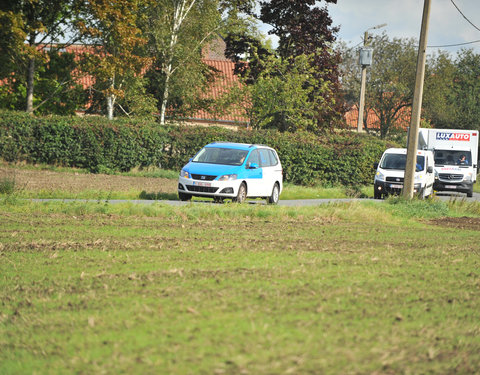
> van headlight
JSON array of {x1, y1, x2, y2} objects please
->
[
  {"x1": 180, "y1": 169, "x2": 190, "y2": 179},
  {"x1": 375, "y1": 171, "x2": 385, "y2": 182},
  {"x1": 218, "y1": 174, "x2": 237, "y2": 181},
  {"x1": 415, "y1": 174, "x2": 423, "y2": 181},
  {"x1": 465, "y1": 173, "x2": 473, "y2": 182}
]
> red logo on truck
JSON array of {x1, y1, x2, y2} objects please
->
[{"x1": 436, "y1": 132, "x2": 471, "y2": 141}]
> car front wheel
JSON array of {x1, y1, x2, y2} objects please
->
[
  {"x1": 233, "y1": 183, "x2": 247, "y2": 203},
  {"x1": 267, "y1": 183, "x2": 280, "y2": 204}
]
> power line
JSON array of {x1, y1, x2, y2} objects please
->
[
  {"x1": 450, "y1": 0, "x2": 480, "y2": 33},
  {"x1": 428, "y1": 39, "x2": 480, "y2": 48}
]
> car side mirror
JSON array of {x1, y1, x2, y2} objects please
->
[
  {"x1": 189, "y1": 158, "x2": 193, "y2": 162},
  {"x1": 248, "y1": 162, "x2": 259, "y2": 169},
  {"x1": 427, "y1": 166, "x2": 433, "y2": 173}
]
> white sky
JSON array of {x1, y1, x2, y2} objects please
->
[{"x1": 327, "y1": 0, "x2": 480, "y2": 55}]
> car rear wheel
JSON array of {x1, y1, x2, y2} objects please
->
[
  {"x1": 233, "y1": 183, "x2": 247, "y2": 203},
  {"x1": 178, "y1": 192, "x2": 192, "y2": 201},
  {"x1": 267, "y1": 183, "x2": 280, "y2": 204}
]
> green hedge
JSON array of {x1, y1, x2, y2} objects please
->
[{"x1": 0, "y1": 110, "x2": 396, "y2": 186}]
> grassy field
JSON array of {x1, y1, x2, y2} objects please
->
[
  {"x1": 1, "y1": 197, "x2": 480, "y2": 374},
  {"x1": 0, "y1": 162, "x2": 372, "y2": 200}
]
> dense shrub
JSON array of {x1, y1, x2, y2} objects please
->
[{"x1": 0, "y1": 110, "x2": 396, "y2": 186}]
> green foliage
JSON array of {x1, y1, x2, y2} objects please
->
[{"x1": 0, "y1": 110, "x2": 394, "y2": 186}]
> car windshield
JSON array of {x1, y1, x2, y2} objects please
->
[
  {"x1": 192, "y1": 147, "x2": 249, "y2": 166},
  {"x1": 380, "y1": 153, "x2": 425, "y2": 171},
  {"x1": 433, "y1": 150, "x2": 472, "y2": 166}
]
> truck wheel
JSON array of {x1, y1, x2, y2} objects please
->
[
  {"x1": 467, "y1": 188, "x2": 473, "y2": 198},
  {"x1": 178, "y1": 192, "x2": 192, "y2": 201}
]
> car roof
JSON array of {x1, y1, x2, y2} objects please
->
[{"x1": 205, "y1": 142, "x2": 273, "y2": 151}]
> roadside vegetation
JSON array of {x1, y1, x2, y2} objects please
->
[{"x1": 1, "y1": 198, "x2": 480, "y2": 374}]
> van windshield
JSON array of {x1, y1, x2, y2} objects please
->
[
  {"x1": 192, "y1": 147, "x2": 249, "y2": 166},
  {"x1": 380, "y1": 154, "x2": 425, "y2": 171},
  {"x1": 433, "y1": 150, "x2": 472, "y2": 166}
]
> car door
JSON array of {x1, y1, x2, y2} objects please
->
[
  {"x1": 258, "y1": 148, "x2": 280, "y2": 196},
  {"x1": 244, "y1": 149, "x2": 263, "y2": 197}
]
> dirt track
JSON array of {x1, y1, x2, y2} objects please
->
[{"x1": 0, "y1": 168, "x2": 177, "y2": 194}]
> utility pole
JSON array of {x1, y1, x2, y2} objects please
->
[
  {"x1": 357, "y1": 24, "x2": 386, "y2": 133},
  {"x1": 403, "y1": 0, "x2": 431, "y2": 199}
]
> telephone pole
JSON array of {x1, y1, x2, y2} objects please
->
[
  {"x1": 403, "y1": 0, "x2": 431, "y2": 199},
  {"x1": 357, "y1": 24, "x2": 386, "y2": 132}
]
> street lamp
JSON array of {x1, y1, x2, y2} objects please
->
[{"x1": 357, "y1": 23, "x2": 387, "y2": 133}]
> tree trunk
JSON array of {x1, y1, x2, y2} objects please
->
[
  {"x1": 159, "y1": 71, "x2": 171, "y2": 125},
  {"x1": 26, "y1": 57, "x2": 35, "y2": 113},
  {"x1": 107, "y1": 95, "x2": 114, "y2": 120}
]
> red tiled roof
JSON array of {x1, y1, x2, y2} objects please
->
[{"x1": 345, "y1": 104, "x2": 411, "y2": 131}]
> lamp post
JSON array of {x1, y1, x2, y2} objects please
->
[{"x1": 357, "y1": 23, "x2": 387, "y2": 133}]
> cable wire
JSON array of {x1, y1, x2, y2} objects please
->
[
  {"x1": 428, "y1": 39, "x2": 480, "y2": 48},
  {"x1": 450, "y1": 0, "x2": 480, "y2": 33}
]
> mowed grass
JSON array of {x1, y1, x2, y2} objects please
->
[{"x1": 1, "y1": 200, "x2": 479, "y2": 374}]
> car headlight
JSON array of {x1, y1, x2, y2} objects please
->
[
  {"x1": 218, "y1": 174, "x2": 237, "y2": 181},
  {"x1": 375, "y1": 171, "x2": 385, "y2": 182},
  {"x1": 180, "y1": 169, "x2": 190, "y2": 178}
]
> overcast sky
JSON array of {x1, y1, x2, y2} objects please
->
[{"x1": 325, "y1": 0, "x2": 480, "y2": 55}]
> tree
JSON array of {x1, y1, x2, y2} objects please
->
[
  {"x1": 77, "y1": 0, "x2": 153, "y2": 119},
  {"x1": 0, "y1": 0, "x2": 80, "y2": 113},
  {"x1": 141, "y1": 0, "x2": 222, "y2": 124},
  {"x1": 450, "y1": 50, "x2": 480, "y2": 130},
  {"x1": 223, "y1": 54, "x2": 330, "y2": 132},
  {"x1": 259, "y1": 0, "x2": 343, "y2": 128},
  {"x1": 340, "y1": 34, "x2": 419, "y2": 138}
]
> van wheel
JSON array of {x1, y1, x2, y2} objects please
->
[
  {"x1": 467, "y1": 188, "x2": 473, "y2": 198},
  {"x1": 178, "y1": 192, "x2": 192, "y2": 201},
  {"x1": 267, "y1": 183, "x2": 280, "y2": 205},
  {"x1": 233, "y1": 183, "x2": 247, "y2": 203},
  {"x1": 374, "y1": 190, "x2": 382, "y2": 199}
]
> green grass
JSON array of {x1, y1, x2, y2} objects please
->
[{"x1": 1, "y1": 200, "x2": 479, "y2": 374}]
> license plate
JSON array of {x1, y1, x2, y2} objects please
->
[
  {"x1": 193, "y1": 181, "x2": 211, "y2": 187},
  {"x1": 390, "y1": 184, "x2": 403, "y2": 189},
  {"x1": 445, "y1": 185, "x2": 457, "y2": 189}
]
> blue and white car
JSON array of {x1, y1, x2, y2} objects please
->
[{"x1": 178, "y1": 142, "x2": 283, "y2": 204}]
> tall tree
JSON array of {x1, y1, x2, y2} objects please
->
[
  {"x1": 141, "y1": 0, "x2": 223, "y2": 124},
  {"x1": 260, "y1": 0, "x2": 343, "y2": 128},
  {"x1": 77, "y1": 0, "x2": 152, "y2": 119},
  {"x1": 0, "y1": 0, "x2": 80, "y2": 113}
]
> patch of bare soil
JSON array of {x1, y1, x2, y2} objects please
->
[
  {"x1": 0, "y1": 168, "x2": 177, "y2": 193},
  {"x1": 429, "y1": 217, "x2": 480, "y2": 231}
]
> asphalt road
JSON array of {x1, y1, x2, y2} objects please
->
[{"x1": 32, "y1": 191, "x2": 480, "y2": 206}]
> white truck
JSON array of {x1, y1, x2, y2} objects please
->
[
  {"x1": 418, "y1": 128, "x2": 478, "y2": 197},
  {"x1": 374, "y1": 148, "x2": 435, "y2": 199}
]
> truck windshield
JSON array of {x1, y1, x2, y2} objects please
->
[
  {"x1": 380, "y1": 154, "x2": 425, "y2": 171},
  {"x1": 433, "y1": 150, "x2": 472, "y2": 166},
  {"x1": 192, "y1": 147, "x2": 249, "y2": 166}
]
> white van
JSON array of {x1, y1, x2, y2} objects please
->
[
  {"x1": 418, "y1": 128, "x2": 478, "y2": 197},
  {"x1": 374, "y1": 148, "x2": 435, "y2": 199}
]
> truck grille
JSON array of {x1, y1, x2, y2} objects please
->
[
  {"x1": 186, "y1": 185, "x2": 219, "y2": 193},
  {"x1": 386, "y1": 177, "x2": 404, "y2": 183},
  {"x1": 191, "y1": 174, "x2": 217, "y2": 181},
  {"x1": 438, "y1": 173, "x2": 463, "y2": 181}
]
